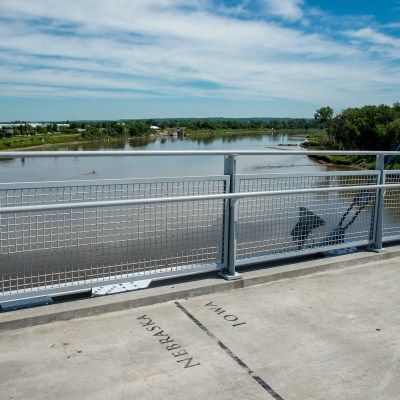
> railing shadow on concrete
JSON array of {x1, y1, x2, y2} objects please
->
[{"x1": 1, "y1": 150, "x2": 400, "y2": 306}]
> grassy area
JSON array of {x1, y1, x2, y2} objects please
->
[
  {"x1": 308, "y1": 154, "x2": 375, "y2": 169},
  {"x1": 0, "y1": 133, "x2": 83, "y2": 150},
  {"x1": 302, "y1": 130, "x2": 330, "y2": 147}
]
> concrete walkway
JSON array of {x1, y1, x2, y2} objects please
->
[{"x1": 1, "y1": 252, "x2": 400, "y2": 399}]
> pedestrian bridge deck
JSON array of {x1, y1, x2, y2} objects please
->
[{"x1": 1, "y1": 246, "x2": 399, "y2": 400}]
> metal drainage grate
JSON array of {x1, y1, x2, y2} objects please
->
[
  {"x1": 1, "y1": 296, "x2": 54, "y2": 312},
  {"x1": 322, "y1": 247, "x2": 358, "y2": 257}
]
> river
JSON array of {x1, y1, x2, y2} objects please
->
[{"x1": 0, "y1": 132, "x2": 333, "y2": 183}]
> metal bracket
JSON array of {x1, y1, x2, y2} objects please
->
[
  {"x1": 366, "y1": 246, "x2": 385, "y2": 253},
  {"x1": 218, "y1": 270, "x2": 242, "y2": 281}
]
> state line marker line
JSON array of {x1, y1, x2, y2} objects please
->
[{"x1": 174, "y1": 301, "x2": 284, "y2": 400}]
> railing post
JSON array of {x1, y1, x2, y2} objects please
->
[
  {"x1": 368, "y1": 155, "x2": 385, "y2": 252},
  {"x1": 219, "y1": 155, "x2": 241, "y2": 280}
]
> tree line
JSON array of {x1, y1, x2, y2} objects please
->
[
  {"x1": 1, "y1": 118, "x2": 321, "y2": 140},
  {"x1": 314, "y1": 103, "x2": 400, "y2": 150},
  {"x1": 74, "y1": 118, "x2": 319, "y2": 137},
  {"x1": 5, "y1": 104, "x2": 399, "y2": 150}
]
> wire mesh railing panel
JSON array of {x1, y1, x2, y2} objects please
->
[
  {"x1": 383, "y1": 171, "x2": 400, "y2": 241},
  {"x1": 0, "y1": 177, "x2": 228, "y2": 298},
  {"x1": 238, "y1": 172, "x2": 379, "y2": 192},
  {"x1": 236, "y1": 173, "x2": 379, "y2": 264}
]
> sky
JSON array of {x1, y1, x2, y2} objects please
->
[{"x1": 0, "y1": 0, "x2": 399, "y2": 121}]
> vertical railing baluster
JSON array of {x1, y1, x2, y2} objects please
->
[
  {"x1": 369, "y1": 155, "x2": 385, "y2": 252},
  {"x1": 219, "y1": 154, "x2": 241, "y2": 280}
]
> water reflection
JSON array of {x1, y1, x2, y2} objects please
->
[
  {"x1": 0, "y1": 132, "x2": 331, "y2": 183},
  {"x1": 194, "y1": 136, "x2": 214, "y2": 145},
  {"x1": 129, "y1": 137, "x2": 151, "y2": 148}
]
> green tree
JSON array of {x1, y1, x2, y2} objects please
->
[
  {"x1": 128, "y1": 122, "x2": 151, "y2": 137},
  {"x1": 325, "y1": 103, "x2": 400, "y2": 150},
  {"x1": 314, "y1": 106, "x2": 334, "y2": 128}
]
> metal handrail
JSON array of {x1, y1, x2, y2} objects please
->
[
  {"x1": 1, "y1": 183, "x2": 398, "y2": 214},
  {"x1": 2, "y1": 150, "x2": 400, "y2": 157}
]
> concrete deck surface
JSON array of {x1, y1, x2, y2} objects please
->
[{"x1": 1, "y1": 254, "x2": 400, "y2": 399}]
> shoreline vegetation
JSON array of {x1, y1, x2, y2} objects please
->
[
  {"x1": 0, "y1": 118, "x2": 319, "y2": 152},
  {"x1": 305, "y1": 103, "x2": 400, "y2": 169},
  {"x1": 302, "y1": 131, "x2": 375, "y2": 169},
  {"x1": 1, "y1": 102, "x2": 399, "y2": 169},
  {"x1": 0, "y1": 129, "x2": 308, "y2": 151},
  {"x1": 0, "y1": 129, "x2": 372, "y2": 169},
  {"x1": 0, "y1": 128, "x2": 314, "y2": 150},
  {"x1": 0, "y1": 129, "x2": 380, "y2": 169}
]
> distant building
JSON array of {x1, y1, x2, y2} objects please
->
[
  {"x1": 150, "y1": 125, "x2": 161, "y2": 130},
  {"x1": 0, "y1": 123, "x2": 24, "y2": 128},
  {"x1": 0, "y1": 122, "x2": 49, "y2": 129},
  {"x1": 56, "y1": 124, "x2": 70, "y2": 129}
]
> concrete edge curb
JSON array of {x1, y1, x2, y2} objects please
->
[{"x1": 1, "y1": 246, "x2": 400, "y2": 331}]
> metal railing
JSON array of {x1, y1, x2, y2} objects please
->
[{"x1": 1, "y1": 150, "x2": 400, "y2": 303}]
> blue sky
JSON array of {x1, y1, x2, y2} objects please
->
[{"x1": 0, "y1": 0, "x2": 399, "y2": 121}]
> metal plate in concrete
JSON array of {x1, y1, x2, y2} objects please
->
[{"x1": 91, "y1": 279, "x2": 152, "y2": 296}]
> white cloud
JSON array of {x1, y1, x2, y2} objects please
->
[
  {"x1": 345, "y1": 27, "x2": 400, "y2": 60},
  {"x1": 0, "y1": 84, "x2": 144, "y2": 99},
  {"x1": 0, "y1": 0, "x2": 399, "y2": 113},
  {"x1": 383, "y1": 22, "x2": 400, "y2": 29},
  {"x1": 346, "y1": 27, "x2": 400, "y2": 47},
  {"x1": 260, "y1": 0, "x2": 304, "y2": 21}
]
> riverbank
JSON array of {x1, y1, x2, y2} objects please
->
[
  {"x1": 301, "y1": 131, "x2": 377, "y2": 169},
  {"x1": 0, "y1": 129, "x2": 310, "y2": 151},
  {"x1": 0, "y1": 130, "x2": 375, "y2": 171},
  {"x1": 0, "y1": 135, "x2": 165, "y2": 152},
  {"x1": 0, "y1": 133, "x2": 83, "y2": 151},
  {"x1": 308, "y1": 155, "x2": 374, "y2": 170}
]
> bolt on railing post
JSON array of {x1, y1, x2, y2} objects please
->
[
  {"x1": 368, "y1": 155, "x2": 385, "y2": 252},
  {"x1": 219, "y1": 155, "x2": 241, "y2": 280}
]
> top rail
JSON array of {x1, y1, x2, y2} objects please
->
[{"x1": 1, "y1": 150, "x2": 400, "y2": 158}]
